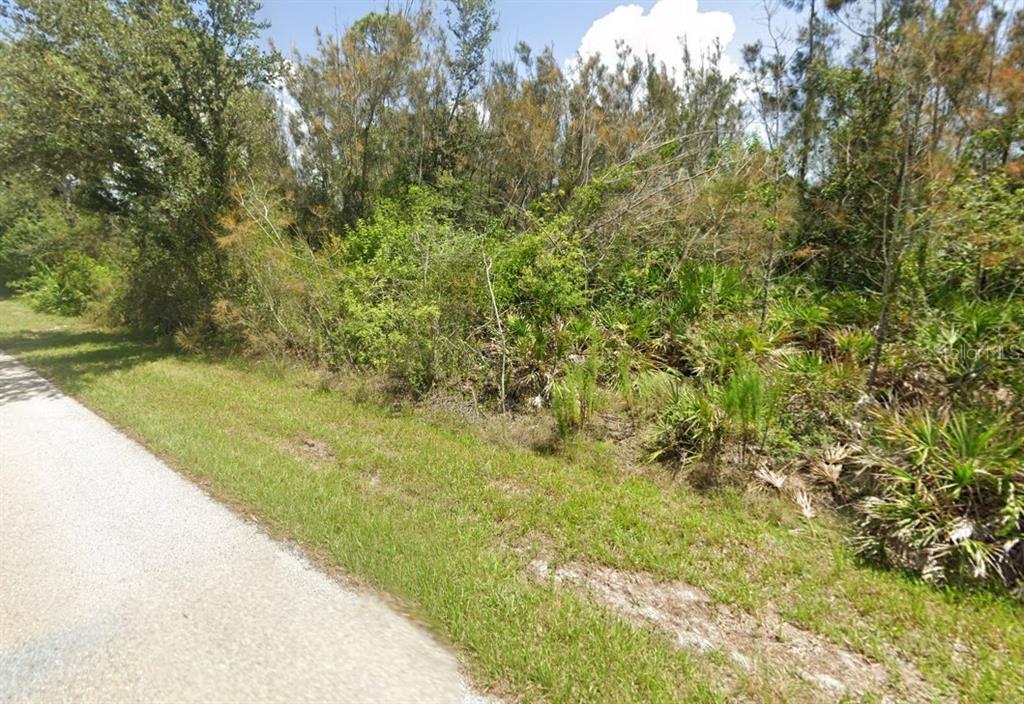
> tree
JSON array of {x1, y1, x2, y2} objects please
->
[
  {"x1": 0, "y1": 0, "x2": 282, "y2": 329},
  {"x1": 287, "y1": 7, "x2": 435, "y2": 231},
  {"x1": 438, "y1": 0, "x2": 495, "y2": 171},
  {"x1": 483, "y1": 43, "x2": 565, "y2": 212}
]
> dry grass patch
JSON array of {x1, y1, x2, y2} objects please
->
[{"x1": 284, "y1": 436, "x2": 337, "y2": 464}]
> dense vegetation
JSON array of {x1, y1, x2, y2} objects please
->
[
  {"x1": 1, "y1": 0, "x2": 1021, "y2": 594},
  {"x1": 4, "y1": 299, "x2": 1023, "y2": 703}
]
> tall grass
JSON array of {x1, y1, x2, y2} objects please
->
[
  {"x1": 552, "y1": 355, "x2": 599, "y2": 437},
  {"x1": 720, "y1": 363, "x2": 777, "y2": 462}
]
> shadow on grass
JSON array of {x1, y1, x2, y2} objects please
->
[{"x1": 0, "y1": 325, "x2": 174, "y2": 402}]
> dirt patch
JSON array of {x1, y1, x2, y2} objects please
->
[
  {"x1": 489, "y1": 477, "x2": 530, "y2": 497},
  {"x1": 530, "y1": 560, "x2": 940, "y2": 703},
  {"x1": 285, "y1": 437, "x2": 336, "y2": 464}
]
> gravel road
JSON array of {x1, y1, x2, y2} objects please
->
[{"x1": 0, "y1": 353, "x2": 491, "y2": 704}]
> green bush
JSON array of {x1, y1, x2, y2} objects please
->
[
  {"x1": 939, "y1": 173, "x2": 1024, "y2": 299},
  {"x1": 227, "y1": 188, "x2": 490, "y2": 393},
  {"x1": 648, "y1": 379, "x2": 724, "y2": 466},
  {"x1": 645, "y1": 360, "x2": 785, "y2": 476},
  {"x1": 0, "y1": 185, "x2": 108, "y2": 291},
  {"x1": 855, "y1": 410, "x2": 1024, "y2": 589},
  {"x1": 908, "y1": 298, "x2": 1024, "y2": 405},
  {"x1": 683, "y1": 318, "x2": 771, "y2": 380},
  {"x1": 15, "y1": 252, "x2": 111, "y2": 316},
  {"x1": 664, "y1": 262, "x2": 753, "y2": 326},
  {"x1": 492, "y1": 216, "x2": 588, "y2": 326},
  {"x1": 628, "y1": 368, "x2": 680, "y2": 414},
  {"x1": 120, "y1": 237, "x2": 226, "y2": 333},
  {"x1": 832, "y1": 327, "x2": 875, "y2": 363},
  {"x1": 327, "y1": 190, "x2": 487, "y2": 391},
  {"x1": 770, "y1": 295, "x2": 831, "y2": 345},
  {"x1": 491, "y1": 217, "x2": 591, "y2": 382}
]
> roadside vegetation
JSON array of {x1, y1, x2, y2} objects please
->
[
  {"x1": 2, "y1": 299, "x2": 1022, "y2": 702},
  {"x1": 1, "y1": 0, "x2": 1022, "y2": 699}
]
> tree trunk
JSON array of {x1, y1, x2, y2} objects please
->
[{"x1": 868, "y1": 89, "x2": 921, "y2": 389}]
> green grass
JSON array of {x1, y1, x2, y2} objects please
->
[{"x1": 1, "y1": 297, "x2": 1021, "y2": 702}]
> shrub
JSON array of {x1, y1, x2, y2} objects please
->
[
  {"x1": 644, "y1": 360, "x2": 786, "y2": 479},
  {"x1": 780, "y1": 349, "x2": 829, "y2": 377},
  {"x1": 227, "y1": 187, "x2": 487, "y2": 393},
  {"x1": 855, "y1": 410, "x2": 1024, "y2": 589},
  {"x1": 819, "y1": 289, "x2": 879, "y2": 327},
  {"x1": 832, "y1": 327, "x2": 875, "y2": 363},
  {"x1": 121, "y1": 237, "x2": 225, "y2": 333},
  {"x1": 551, "y1": 356, "x2": 599, "y2": 437},
  {"x1": 683, "y1": 318, "x2": 770, "y2": 380},
  {"x1": 0, "y1": 186, "x2": 68, "y2": 286},
  {"x1": 492, "y1": 216, "x2": 588, "y2": 327},
  {"x1": 0, "y1": 185, "x2": 110, "y2": 293},
  {"x1": 771, "y1": 295, "x2": 831, "y2": 345},
  {"x1": 628, "y1": 368, "x2": 680, "y2": 414},
  {"x1": 663, "y1": 262, "x2": 753, "y2": 327},
  {"x1": 940, "y1": 172, "x2": 1024, "y2": 299},
  {"x1": 15, "y1": 252, "x2": 111, "y2": 316},
  {"x1": 648, "y1": 379, "x2": 724, "y2": 465},
  {"x1": 909, "y1": 299, "x2": 1023, "y2": 403}
]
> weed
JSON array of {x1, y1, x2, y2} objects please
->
[{"x1": 552, "y1": 355, "x2": 600, "y2": 437}]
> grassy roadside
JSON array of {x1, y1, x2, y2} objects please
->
[{"x1": 1, "y1": 297, "x2": 1021, "y2": 702}]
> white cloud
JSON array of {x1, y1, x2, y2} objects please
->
[{"x1": 574, "y1": 0, "x2": 737, "y2": 80}]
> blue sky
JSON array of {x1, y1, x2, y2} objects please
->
[{"x1": 258, "y1": 0, "x2": 802, "y2": 76}]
